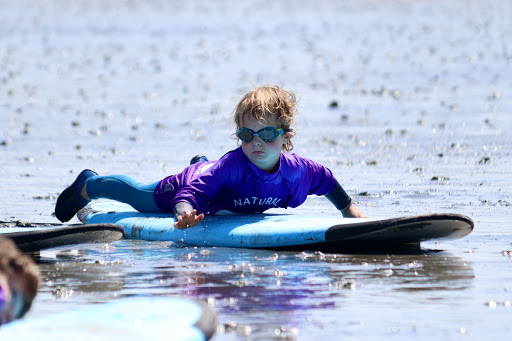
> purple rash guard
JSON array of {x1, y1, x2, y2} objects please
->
[{"x1": 153, "y1": 147, "x2": 348, "y2": 215}]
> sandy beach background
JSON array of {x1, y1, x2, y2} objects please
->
[{"x1": 1, "y1": 0, "x2": 511, "y2": 340}]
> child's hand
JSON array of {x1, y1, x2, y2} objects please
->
[
  {"x1": 174, "y1": 209, "x2": 205, "y2": 229},
  {"x1": 342, "y1": 203, "x2": 367, "y2": 218}
]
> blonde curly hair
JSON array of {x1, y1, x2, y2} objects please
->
[{"x1": 233, "y1": 84, "x2": 297, "y2": 152}]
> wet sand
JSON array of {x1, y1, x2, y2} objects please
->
[{"x1": 1, "y1": 0, "x2": 512, "y2": 340}]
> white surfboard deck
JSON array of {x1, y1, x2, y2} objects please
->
[{"x1": 0, "y1": 297, "x2": 216, "y2": 341}]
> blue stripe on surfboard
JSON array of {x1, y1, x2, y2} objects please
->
[{"x1": 0, "y1": 297, "x2": 213, "y2": 341}]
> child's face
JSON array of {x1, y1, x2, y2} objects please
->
[{"x1": 239, "y1": 114, "x2": 289, "y2": 173}]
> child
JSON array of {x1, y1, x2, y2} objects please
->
[
  {"x1": 55, "y1": 85, "x2": 366, "y2": 229},
  {"x1": 0, "y1": 237, "x2": 39, "y2": 326}
]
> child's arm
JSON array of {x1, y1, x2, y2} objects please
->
[
  {"x1": 340, "y1": 202, "x2": 367, "y2": 218},
  {"x1": 173, "y1": 202, "x2": 204, "y2": 229},
  {"x1": 325, "y1": 181, "x2": 367, "y2": 218}
]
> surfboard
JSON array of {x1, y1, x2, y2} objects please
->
[
  {"x1": 0, "y1": 224, "x2": 124, "y2": 252},
  {"x1": 0, "y1": 297, "x2": 217, "y2": 341},
  {"x1": 78, "y1": 202, "x2": 473, "y2": 252}
]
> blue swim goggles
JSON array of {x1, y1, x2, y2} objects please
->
[{"x1": 236, "y1": 126, "x2": 291, "y2": 143}]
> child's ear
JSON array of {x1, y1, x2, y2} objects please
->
[
  {"x1": 283, "y1": 132, "x2": 290, "y2": 143},
  {"x1": 283, "y1": 130, "x2": 295, "y2": 142}
]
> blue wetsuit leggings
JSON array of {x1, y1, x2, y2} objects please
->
[{"x1": 86, "y1": 175, "x2": 164, "y2": 213}]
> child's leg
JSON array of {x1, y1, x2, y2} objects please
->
[{"x1": 85, "y1": 175, "x2": 163, "y2": 213}]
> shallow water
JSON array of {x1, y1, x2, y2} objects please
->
[{"x1": 1, "y1": 0, "x2": 512, "y2": 340}]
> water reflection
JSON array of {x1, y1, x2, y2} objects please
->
[
  {"x1": 33, "y1": 248, "x2": 125, "y2": 293},
  {"x1": 30, "y1": 240, "x2": 474, "y2": 339}
]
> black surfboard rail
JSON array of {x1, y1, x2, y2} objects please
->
[
  {"x1": 270, "y1": 214, "x2": 473, "y2": 254},
  {"x1": 325, "y1": 213, "x2": 474, "y2": 242},
  {"x1": 3, "y1": 223, "x2": 124, "y2": 252}
]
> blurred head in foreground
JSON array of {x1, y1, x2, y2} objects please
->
[{"x1": 0, "y1": 237, "x2": 39, "y2": 326}]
